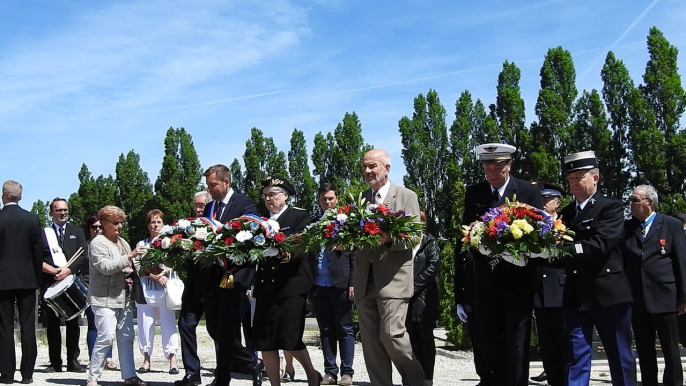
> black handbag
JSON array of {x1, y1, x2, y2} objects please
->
[{"x1": 129, "y1": 268, "x2": 147, "y2": 305}]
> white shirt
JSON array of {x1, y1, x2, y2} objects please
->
[
  {"x1": 270, "y1": 205, "x2": 289, "y2": 221},
  {"x1": 490, "y1": 176, "x2": 511, "y2": 199},
  {"x1": 221, "y1": 188, "x2": 234, "y2": 205},
  {"x1": 576, "y1": 191, "x2": 596, "y2": 211},
  {"x1": 373, "y1": 180, "x2": 391, "y2": 204}
]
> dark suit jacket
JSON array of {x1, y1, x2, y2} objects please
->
[
  {"x1": 559, "y1": 192, "x2": 632, "y2": 310},
  {"x1": 42, "y1": 223, "x2": 89, "y2": 291},
  {"x1": 623, "y1": 213, "x2": 686, "y2": 313},
  {"x1": 533, "y1": 260, "x2": 565, "y2": 308},
  {"x1": 456, "y1": 176, "x2": 543, "y2": 295},
  {"x1": 184, "y1": 192, "x2": 258, "y2": 301},
  {"x1": 254, "y1": 206, "x2": 312, "y2": 299},
  {"x1": 0, "y1": 204, "x2": 43, "y2": 290}
]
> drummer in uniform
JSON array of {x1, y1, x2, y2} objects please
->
[
  {"x1": 531, "y1": 183, "x2": 567, "y2": 386},
  {"x1": 41, "y1": 198, "x2": 89, "y2": 373}
]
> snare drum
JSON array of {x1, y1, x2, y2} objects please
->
[{"x1": 44, "y1": 275, "x2": 88, "y2": 321}]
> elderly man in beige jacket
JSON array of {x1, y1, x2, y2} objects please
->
[{"x1": 354, "y1": 149, "x2": 425, "y2": 386}]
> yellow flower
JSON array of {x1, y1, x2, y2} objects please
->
[
  {"x1": 510, "y1": 224, "x2": 523, "y2": 239},
  {"x1": 512, "y1": 219, "x2": 534, "y2": 234}
]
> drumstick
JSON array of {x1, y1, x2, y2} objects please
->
[{"x1": 65, "y1": 247, "x2": 84, "y2": 268}]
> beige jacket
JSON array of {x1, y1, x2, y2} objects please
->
[
  {"x1": 354, "y1": 181, "x2": 421, "y2": 299},
  {"x1": 87, "y1": 234, "x2": 140, "y2": 308}
]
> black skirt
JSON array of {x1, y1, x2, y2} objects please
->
[{"x1": 252, "y1": 293, "x2": 307, "y2": 351}]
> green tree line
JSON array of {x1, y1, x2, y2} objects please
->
[{"x1": 30, "y1": 27, "x2": 686, "y2": 347}]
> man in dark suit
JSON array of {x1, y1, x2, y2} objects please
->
[
  {"x1": 531, "y1": 183, "x2": 567, "y2": 386},
  {"x1": 623, "y1": 185, "x2": 686, "y2": 386},
  {"x1": 672, "y1": 211, "x2": 686, "y2": 350},
  {"x1": 457, "y1": 143, "x2": 543, "y2": 386},
  {"x1": 309, "y1": 183, "x2": 355, "y2": 386},
  {"x1": 0, "y1": 180, "x2": 43, "y2": 384},
  {"x1": 559, "y1": 151, "x2": 634, "y2": 386},
  {"x1": 41, "y1": 198, "x2": 89, "y2": 373},
  {"x1": 175, "y1": 164, "x2": 263, "y2": 386}
]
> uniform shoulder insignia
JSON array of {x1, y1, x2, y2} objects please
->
[
  {"x1": 293, "y1": 207, "x2": 307, "y2": 211},
  {"x1": 531, "y1": 181, "x2": 538, "y2": 185}
]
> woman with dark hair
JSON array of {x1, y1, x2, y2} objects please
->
[
  {"x1": 84, "y1": 215, "x2": 115, "y2": 371},
  {"x1": 406, "y1": 211, "x2": 440, "y2": 386},
  {"x1": 253, "y1": 176, "x2": 321, "y2": 386}
]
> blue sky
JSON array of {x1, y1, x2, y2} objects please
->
[{"x1": 2, "y1": 0, "x2": 684, "y2": 208}]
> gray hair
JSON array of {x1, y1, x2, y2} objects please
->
[
  {"x1": 635, "y1": 185, "x2": 658, "y2": 207},
  {"x1": 2, "y1": 180, "x2": 22, "y2": 202},
  {"x1": 194, "y1": 191, "x2": 211, "y2": 203}
]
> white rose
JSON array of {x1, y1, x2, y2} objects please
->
[
  {"x1": 160, "y1": 225, "x2": 174, "y2": 235},
  {"x1": 161, "y1": 238, "x2": 171, "y2": 249},
  {"x1": 236, "y1": 230, "x2": 253, "y2": 243},
  {"x1": 195, "y1": 227, "x2": 208, "y2": 241},
  {"x1": 336, "y1": 213, "x2": 348, "y2": 222},
  {"x1": 267, "y1": 219, "x2": 280, "y2": 233},
  {"x1": 177, "y1": 219, "x2": 191, "y2": 229}
]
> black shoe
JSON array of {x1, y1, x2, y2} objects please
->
[
  {"x1": 246, "y1": 359, "x2": 263, "y2": 386},
  {"x1": 67, "y1": 362, "x2": 86, "y2": 373},
  {"x1": 174, "y1": 376, "x2": 201, "y2": 386},
  {"x1": 0, "y1": 376, "x2": 12, "y2": 384},
  {"x1": 530, "y1": 371, "x2": 547, "y2": 382},
  {"x1": 44, "y1": 365, "x2": 62, "y2": 373},
  {"x1": 169, "y1": 368, "x2": 179, "y2": 375},
  {"x1": 20, "y1": 379, "x2": 32, "y2": 384},
  {"x1": 281, "y1": 369, "x2": 294, "y2": 383},
  {"x1": 138, "y1": 367, "x2": 150, "y2": 374}
]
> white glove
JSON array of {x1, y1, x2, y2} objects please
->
[{"x1": 456, "y1": 304, "x2": 468, "y2": 323}]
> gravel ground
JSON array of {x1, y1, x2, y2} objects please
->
[{"x1": 10, "y1": 324, "x2": 639, "y2": 385}]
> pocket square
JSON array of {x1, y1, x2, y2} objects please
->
[{"x1": 69, "y1": 235, "x2": 77, "y2": 239}]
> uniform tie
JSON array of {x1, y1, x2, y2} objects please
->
[
  {"x1": 492, "y1": 189, "x2": 500, "y2": 205},
  {"x1": 57, "y1": 227, "x2": 64, "y2": 248}
]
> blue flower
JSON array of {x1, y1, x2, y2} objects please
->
[
  {"x1": 253, "y1": 234, "x2": 266, "y2": 246},
  {"x1": 249, "y1": 222, "x2": 259, "y2": 232}
]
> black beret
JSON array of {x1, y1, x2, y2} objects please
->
[{"x1": 261, "y1": 176, "x2": 296, "y2": 195}]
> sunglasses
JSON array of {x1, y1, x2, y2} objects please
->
[
  {"x1": 628, "y1": 197, "x2": 650, "y2": 204},
  {"x1": 90, "y1": 225, "x2": 102, "y2": 230}
]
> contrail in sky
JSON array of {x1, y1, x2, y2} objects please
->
[{"x1": 579, "y1": 0, "x2": 660, "y2": 81}]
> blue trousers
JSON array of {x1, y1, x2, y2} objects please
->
[
  {"x1": 563, "y1": 303, "x2": 635, "y2": 386},
  {"x1": 311, "y1": 286, "x2": 355, "y2": 378}
]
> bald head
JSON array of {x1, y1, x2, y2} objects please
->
[{"x1": 362, "y1": 149, "x2": 391, "y2": 190}]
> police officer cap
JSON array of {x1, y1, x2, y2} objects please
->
[
  {"x1": 476, "y1": 143, "x2": 516, "y2": 163},
  {"x1": 534, "y1": 182, "x2": 565, "y2": 198},
  {"x1": 261, "y1": 176, "x2": 296, "y2": 195},
  {"x1": 564, "y1": 150, "x2": 598, "y2": 173}
]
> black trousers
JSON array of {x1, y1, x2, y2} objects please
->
[
  {"x1": 204, "y1": 287, "x2": 257, "y2": 386},
  {"x1": 406, "y1": 316, "x2": 436, "y2": 380},
  {"x1": 633, "y1": 311, "x2": 682, "y2": 386},
  {"x1": 178, "y1": 295, "x2": 206, "y2": 380},
  {"x1": 45, "y1": 300, "x2": 81, "y2": 367},
  {"x1": 533, "y1": 307, "x2": 566, "y2": 386},
  {"x1": 474, "y1": 287, "x2": 534, "y2": 386},
  {"x1": 465, "y1": 308, "x2": 491, "y2": 383},
  {"x1": 0, "y1": 289, "x2": 37, "y2": 380}
]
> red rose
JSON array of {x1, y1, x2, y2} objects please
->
[
  {"x1": 325, "y1": 230, "x2": 334, "y2": 238},
  {"x1": 364, "y1": 222, "x2": 380, "y2": 235},
  {"x1": 377, "y1": 205, "x2": 391, "y2": 215},
  {"x1": 170, "y1": 234, "x2": 182, "y2": 243},
  {"x1": 153, "y1": 240, "x2": 161, "y2": 248},
  {"x1": 187, "y1": 217, "x2": 195, "y2": 220},
  {"x1": 660, "y1": 239, "x2": 667, "y2": 246},
  {"x1": 224, "y1": 237, "x2": 235, "y2": 246},
  {"x1": 274, "y1": 232, "x2": 286, "y2": 243},
  {"x1": 193, "y1": 240, "x2": 202, "y2": 250},
  {"x1": 230, "y1": 221, "x2": 242, "y2": 230},
  {"x1": 172, "y1": 221, "x2": 178, "y2": 225}
]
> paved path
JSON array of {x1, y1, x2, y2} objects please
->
[{"x1": 11, "y1": 324, "x2": 637, "y2": 385}]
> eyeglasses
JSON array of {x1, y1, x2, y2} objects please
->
[
  {"x1": 628, "y1": 197, "x2": 650, "y2": 204},
  {"x1": 53, "y1": 209, "x2": 69, "y2": 213},
  {"x1": 262, "y1": 192, "x2": 284, "y2": 200},
  {"x1": 90, "y1": 225, "x2": 102, "y2": 230}
]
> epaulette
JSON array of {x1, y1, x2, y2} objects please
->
[{"x1": 293, "y1": 207, "x2": 307, "y2": 211}]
